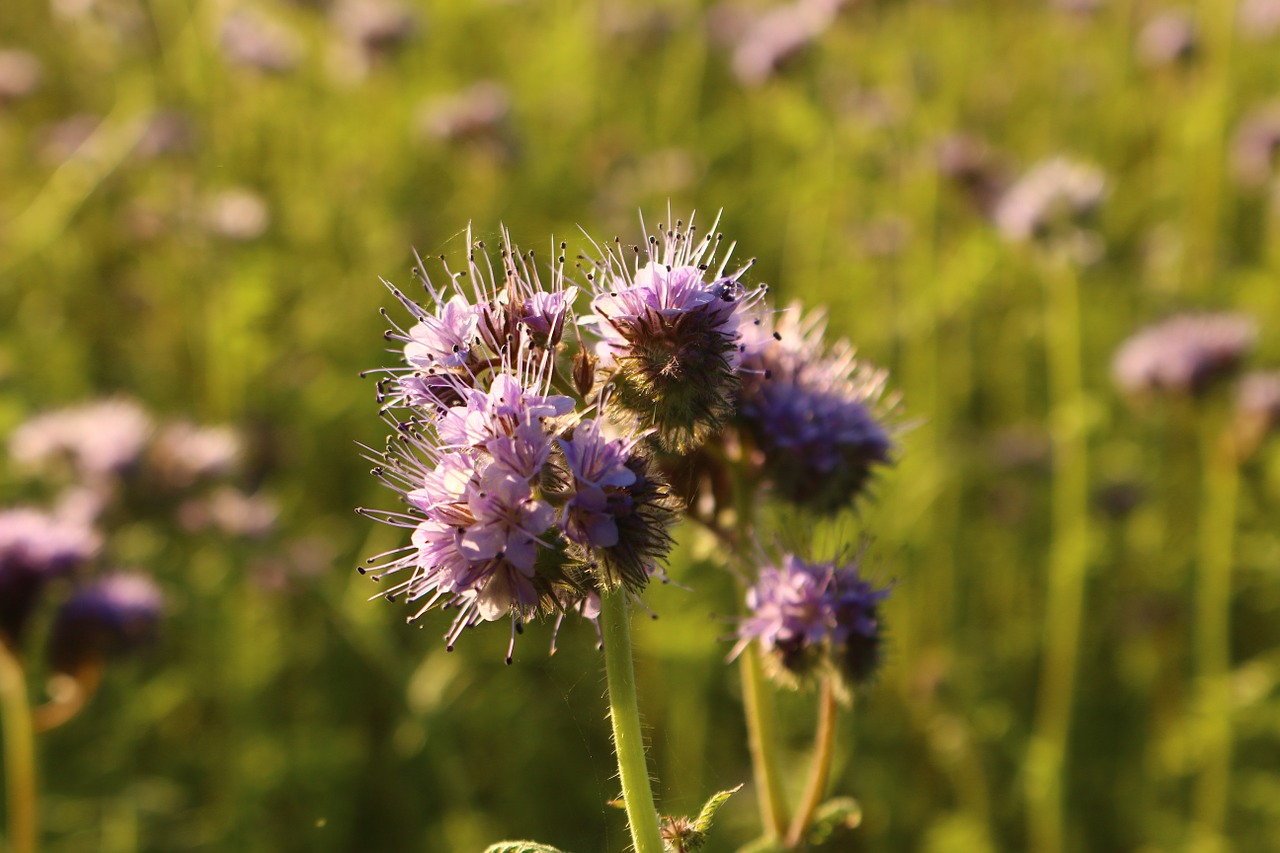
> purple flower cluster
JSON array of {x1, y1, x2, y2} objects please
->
[
  {"x1": 363, "y1": 229, "x2": 678, "y2": 658},
  {"x1": 586, "y1": 213, "x2": 767, "y2": 452},
  {"x1": 737, "y1": 301, "x2": 896, "y2": 512},
  {"x1": 733, "y1": 553, "x2": 891, "y2": 687}
]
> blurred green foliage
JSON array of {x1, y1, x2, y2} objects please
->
[{"x1": 2, "y1": 0, "x2": 1280, "y2": 851}]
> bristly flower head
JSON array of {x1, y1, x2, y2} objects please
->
[
  {"x1": 1112, "y1": 312, "x2": 1257, "y2": 398},
  {"x1": 0, "y1": 508, "x2": 102, "y2": 644},
  {"x1": 362, "y1": 228, "x2": 677, "y2": 660},
  {"x1": 731, "y1": 551, "x2": 891, "y2": 691},
  {"x1": 584, "y1": 211, "x2": 767, "y2": 453},
  {"x1": 737, "y1": 301, "x2": 898, "y2": 513},
  {"x1": 48, "y1": 573, "x2": 164, "y2": 675}
]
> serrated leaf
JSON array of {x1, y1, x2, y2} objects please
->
[
  {"x1": 691, "y1": 783, "x2": 744, "y2": 833},
  {"x1": 483, "y1": 841, "x2": 573, "y2": 853}
]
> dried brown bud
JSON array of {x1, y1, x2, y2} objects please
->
[{"x1": 573, "y1": 348, "x2": 597, "y2": 398}]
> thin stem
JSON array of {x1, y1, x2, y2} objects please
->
[
  {"x1": 1027, "y1": 250, "x2": 1090, "y2": 853},
  {"x1": 740, "y1": 643, "x2": 790, "y2": 841},
  {"x1": 1190, "y1": 414, "x2": 1238, "y2": 853},
  {"x1": 785, "y1": 678, "x2": 840, "y2": 850},
  {"x1": 599, "y1": 586, "x2": 664, "y2": 853},
  {"x1": 0, "y1": 640, "x2": 37, "y2": 853}
]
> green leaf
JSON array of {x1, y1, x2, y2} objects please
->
[
  {"x1": 482, "y1": 842, "x2": 573, "y2": 853},
  {"x1": 692, "y1": 784, "x2": 745, "y2": 834},
  {"x1": 807, "y1": 797, "x2": 862, "y2": 846}
]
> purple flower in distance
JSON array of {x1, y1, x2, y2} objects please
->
[
  {"x1": 1112, "y1": 312, "x2": 1257, "y2": 397},
  {"x1": 1235, "y1": 371, "x2": 1280, "y2": 455},
  {"x1": 992, "y1": 157, "x2": 1106, "y2": 243},
  {"x1": 737, "y1": 301, "x2": 897, "y2": 513},
  {"x1": 9, "y1": 399, "x2": 153, "y2": 480},
  {"x1": 733, "y1": 552, "x2": 891, "y2": 688},
  {"x1": 48, "y1": 573, "x2": 163, "y2": 674},
  {"x1": 0, "y1": 509, "x2": 102, "y2": 643},
  {"x1": 584, "y1": 211, "x2": 767, "y2": 452}
]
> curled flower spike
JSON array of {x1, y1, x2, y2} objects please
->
[
  {"x1": 732, "y1": 552, "x2": 891, "y2": 691},
  {"x1": 1112, "y1": 312, "x2": 1257, "y2": 398},
  {"x1": 0, "y1": 509, "x2": 102, "y2": 645},
  {"x1": 737, "y1": 301, "x2": 898, "y2": 513},
  {"x1": 584, "y1": 211, "x2": 768, "y2": 453},
  {"x1": 362, "y1": 230, "x2": 677, "y2": 659}
]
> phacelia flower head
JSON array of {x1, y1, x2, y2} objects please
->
[
  {"x1": 584, "y1": 212, "x2": 767, "y2": 452},
  {"x1": 737, "y1": 301, "x2": 897, "y2": 513},
  {"x1": 1112, "y1": 312, "x2": 1257, "y2": 398},
  {"x1": 363, "y1": 229, "x2": 676, "y2": 660},
  {"x1": 48, "y1": 573, "x2": 164, "y2": 675},
  {"x1": 0, "y1": 509, "x2": 102, "y2": 644},
  {"x1": 732, "y1": 552, "x2": 891, "y2": 690}
]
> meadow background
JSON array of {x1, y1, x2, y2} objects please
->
[{"x1": 3, "y1": 0, "x2": 1280, "y2": 850}]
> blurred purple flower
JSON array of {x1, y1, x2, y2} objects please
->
[
  {"x1": 48, "y1": 573, "x2": 163, "y2": 674},
  {"x1": 1229, "y1": 104, "x2": 1280, "y2": 188},
  {"x1": 219, "y1": 10, "x2": 302, "y2": 74},
  {"x1": 727, "y1": 0, "x2": 845, "y2": 87},
  {"x1": 1239, "y1": 0, "x2": 1280, "y2": 39},
  {"x1": 150, "y1": 422, "x2": 241, "y2": 488},
  {"x1": 1235, "y1": 370, "x2": 1280, "y2": 454},
  {"x1": 416, "y1": 81, "x2": 511, "y2": 146},
  {"x1": 1112, "y1": 312, "x2": 1257, "y2": 397},
  {"x1": 9, "y1": 399, "x2": 153, "y2": 480},
  {"x1": 1136, "y1": 11, "x2": 1198, "y2": 68},
  {"x1": 737, "y1": 301, "x2": 897, "y2": 512},
  {"x1": 993, "y1": 157, "x2": 1107, "y2": 244},
  {"x1": 0, "y1": 509, "x2": 101, "y2": 643},
  {"x1": 0, "y1": 49, "x2": 42, "y2": 102}
]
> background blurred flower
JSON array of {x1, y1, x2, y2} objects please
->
[
  {"x1": 47, "y1": 573, "x2": 163, "y2": 675},
  {"x1": 1112, "y1": 312, "x2": 1257, "y2": 397},
  {"x1": 0, "y1": 509, "x2": 102, "y2": 644},
  {"x1": 9, "y1": 399, "x2": 153, "y2": 481}
]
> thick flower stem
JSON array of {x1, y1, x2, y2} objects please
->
[
  {"x1": 0, "y1": 640, "x2": 37, "y2": 853},
  {"x1": 740, "y1": 643, "x2": 790, "y2": 841},
  {"x1": 1027, "y1": 251, "x2": 1090, "y2": 853},
  {"x1": 599, "y1": 586, "x2": 664, "y2": 853},
  {"x1": 785, "y1": 678, "x2": 839, "y2": 850},
  {"x1": 1190, "y1": 415, "x2": 1238, "y2": 853}
]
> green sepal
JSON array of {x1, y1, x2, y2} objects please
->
[
  {"x1": 806, "y1": 797, "x2": 862, "y2": 846},
  {"x1": 482, "y1": 842, "x2": 573, "y2": 853},
  {"x1": 692, "y1": 784, "x2": 744, "y2": 834}
]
